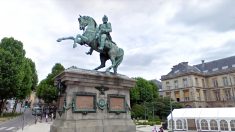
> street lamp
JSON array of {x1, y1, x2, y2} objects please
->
[
  {"x1": 170, "y1": 94, "x2": 174, "y2": 132},
  {"x1": 228, "y1": 74, "x2": 235, "y2": 106}
]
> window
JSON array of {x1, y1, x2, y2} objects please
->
[
  {"x1": 201, "y1": 119, "x2": 209, "y2": 130},
  {"x1": 210, "y1": 120, "x2": 218, "y2": 130},
  {"x1": 195, "y1": 78, "x2": 199, "y2": 86},
  {"x1": 196, "y1": 89, "x2": 201, "y2": 101},
  {"x1": 233, "y1": 76, "x2": 235, "y2": 85},
  {"x1": 203, "y1": 90, "x2": 208, "y2": 101},
  {"x1": 166, "y1": 92, "x2": 171, "y2": 97},
  {"x1": 223, "y1": 77, "x2": 229, "y2": 86},
  {"x1": 166, "y1": 81, "x2": 170, "y2": 90},
  {"x1": 220, "y1": 120, "x2": 229, "y2": 131},
  {"x1": 202, "y1": 79, "x2": 205, "y2": 88},
  {"x1": 184, "y1": 90, "x2": 189, "y2": 101},
  {"x1": 174, "y1": 80, "x2": 178, "y2": 88},
  {"x1": 230, "y1": 120, "x2": 235, "y2": 131},
  {"x1": 169, "y1": 119, "x2": 174, "y2": 130},
  {"x1": 175, "y1": 91, "x2": 180, "y2": 102},
  {"x1": 176, "y1": 120, "x2": 183, "y2": 129},
  {"x1": 212, "y1": 78, "x2": 218, "y2": 88},
  {"x1": 183, "y1": 78, "x2": 188, "y2": 87},
  {"x1": 224, "y1": 89, "x2": 231, "y2": 100},
  {"x1": 213, "y1": 90, "x2": 220, "y2": 101},
  {"x1": 183, "y1": 119, "x2": 187, "y2": 130},
  {"x1": 196, "y1": 119, "x2": 200, "y2": 130}
]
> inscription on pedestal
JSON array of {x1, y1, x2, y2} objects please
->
[
  {"x1": 76, "y1": 96, "x2": 94, "y2": 109},
  {"x1": 108, "y1": 94, "x2": 126, "y2": 113},
  {"x1": 73, "y1": 92, "x2": 96, "y2": 113}
]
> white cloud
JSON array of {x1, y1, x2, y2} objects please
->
[{"x1": 0, "y1": 0, "x2": 235, "y2": 82}]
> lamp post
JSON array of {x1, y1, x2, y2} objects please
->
[
  {"x1": 228, "y1": 74, "x2": 235, "y2": 106},
  {"x1": 170, "y1": 94, "x2": 174, "y2": 132}
]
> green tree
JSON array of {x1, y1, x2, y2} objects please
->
[
  {"x1": 0, "y1": 48, "x2": 18, "y2": 114},
  {"x1": 130, "y1": 77, "x2": 159, "y2": 119},
  {"x1": 130, "y1": 77, "x2": 158, "y2": 106},
  {"x1": 36, "y1": 63, "x2": 64, "y2": 104},
  {"x1": 11, "y1": 58, "x2": 32, "y2": 112},
  {"x1": 0, "y1": 37, "x2": 37, "y2": 114},
  {"x1": 131, "y1": 104, "x2": 145, "y2": 119},
  {"x1": 27, "y1": 58, "x2": 38, "y2": 91},
  {"x1": 130, "y1": 77, "x2": 182, "y2": 120},
  {"x1": 0, "y1": 38, "x2": 24, "y2": 115}
]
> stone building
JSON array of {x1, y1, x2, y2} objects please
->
[{"x1": 161, "y1": 56, "x2": 235, "y2": 108}]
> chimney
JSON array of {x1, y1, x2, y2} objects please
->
[{"x1": 201, "y1": 60, "x2": 205, "y2": 70}]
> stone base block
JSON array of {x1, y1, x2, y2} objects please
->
[{"x1": 50, "y1": 119, "x2": 136, "y2": 132}]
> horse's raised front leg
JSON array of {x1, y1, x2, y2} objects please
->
[
  {"x1": 57, "y1": 36, "x2": 75, "y2": 42},
  {"x1": 57, "y1": 36, "x2": 78, "y2": 48}
]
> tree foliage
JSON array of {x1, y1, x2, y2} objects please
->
[
  {"x1": 36, "y1": 63, "x2": 64, "y2": 104},
  {"x1": 130, "y1": 77, "x2": 183, "y2": 120},
  {"x1": 27, "y1": 58, "x2": 38, "y2": 91},
  {"x1": 0, "y1": 37, "x2": 38, "y2": 114},
  {"x1": 130, "y1": 77, "x2": 159, "y2": 105}
]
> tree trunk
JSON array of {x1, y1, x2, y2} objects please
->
[
  {"x1": 12, "y1": 100, "x2": 18, "y2": 113},
  {"x1": 0, "y1": 99, "x2": 6, "y2": 117},
  {"x1": 0, "y1": 99, "x2": 3, "y2": 116}
]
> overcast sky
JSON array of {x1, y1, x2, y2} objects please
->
[{"x1": 1, "y1": 0, "x2": 235, "y2": 81}]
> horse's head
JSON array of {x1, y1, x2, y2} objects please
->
[
  {"x1": 78, "y1": 15, "x2": 97, "y2": 31},
  {"x1": 78, "y1": 15, "x2": 88, "y2": 30}
]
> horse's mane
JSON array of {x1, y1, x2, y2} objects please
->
[{"x1": 86, "y1": 16, "x2": 97, "y2": 28}]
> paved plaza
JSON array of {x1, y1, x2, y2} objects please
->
[{"x1": 16, "y1": 123, "x2": 167, "y2": 132}]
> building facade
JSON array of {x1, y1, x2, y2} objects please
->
[{"x1": 161, "y1": 56, "x2": 235, "y2": 108}]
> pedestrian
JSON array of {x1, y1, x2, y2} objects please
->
[
  {"x1": 159, "y1": 126, "x2": 164, "y2": 132},
  {"x1": 152, "y1": 125, "x2": 157, "y2": 132},
  {"x1": 45, "y1": 107, "x2": 49, "y2": 122}
]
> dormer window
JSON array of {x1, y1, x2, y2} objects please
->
[
  {"x1": 212, "y1": 68, "x2": 218, "y2": 71},
  {"x1": 222, "y1": 66, "x2": 228, "y2": 69},
  {"x1": 174, "y1": 70, "x2": 179, "y2": 73}
]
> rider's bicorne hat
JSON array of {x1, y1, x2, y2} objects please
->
[{"x1": 102, "y1": 15, "x2": 108, "y2": 21}]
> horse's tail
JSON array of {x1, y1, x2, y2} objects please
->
[{"x1": 115, "y1": 48, "x2": 124, "y2": 67}]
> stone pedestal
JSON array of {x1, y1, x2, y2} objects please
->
[{"x1": 50, "y1": 68, "x2": 136, "y2": 132}]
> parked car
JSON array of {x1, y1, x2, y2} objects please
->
[{"x1": 32, "y1": 106, "x2": 42, "y2": 116}]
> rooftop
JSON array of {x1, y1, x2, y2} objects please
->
[{"x1": 161, "y1": 56, "x2": 235, "y2": 80}]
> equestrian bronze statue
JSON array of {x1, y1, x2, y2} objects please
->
[{"x1": 57, "y1": 15, "x2": 124, "y2": 74}]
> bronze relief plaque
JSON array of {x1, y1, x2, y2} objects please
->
[
  {"x1": 76, "y1": 96, "x2": 94, "y2": 110},
  {"x1": 73, "y1": 92, "x2": 96, "y2": 113},
  {"x1": 108, "y1": 94, "x2": 126, "y2": 113}
]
